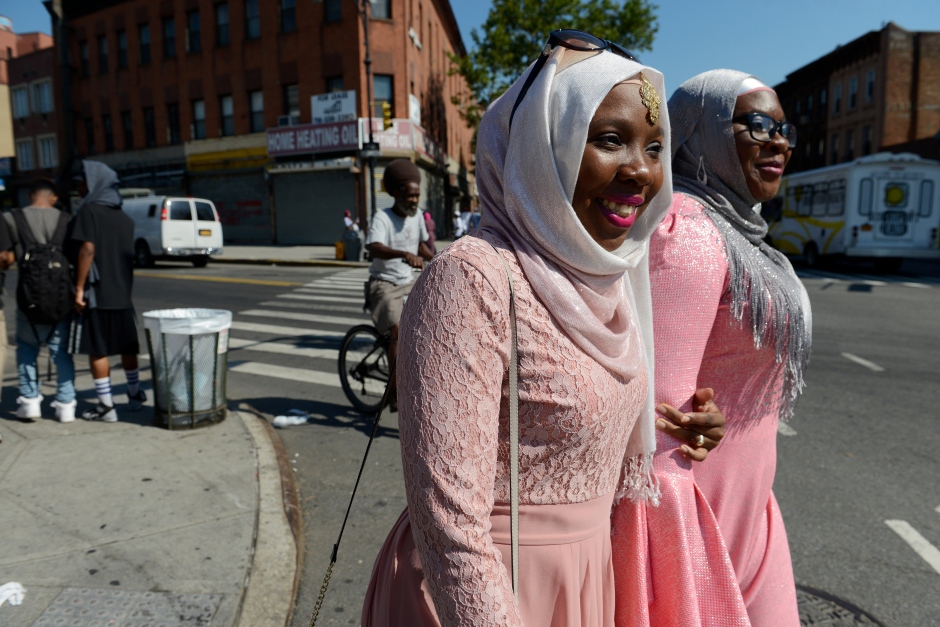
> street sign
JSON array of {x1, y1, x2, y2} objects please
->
[
  {"x1": 311, "y1": 90, "x2": 357, "y2": 125},
  {"x1": 361, "y1": 150, "x2": 382, "y2": 158}
]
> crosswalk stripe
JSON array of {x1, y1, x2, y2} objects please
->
[
  {"x1": 277, "y1": 293, "x2": 361, "y2": 303},
  {"x1": 300, "y1": 284, "x2": 362, "y2": 293},
  {"x1": 260, "y1": 301, "x2": 364, "y2": 314},
  {"x1": 230, "y1": 321, "x2": 346, "y2": 339},
  {"x1": 230, "y1": 361, "x2": 341, "y2": 388},
  {"x1": 228, "y1": 337, "x2": 339, "y2": 361},
  {"x1": 841, "y1": 352, "x2": 885, "y2": 372},
  {"x1": 885, "y1": 520, "x2": 940, "y2": 576},
  {"x1": 240, "y1": 309, "x2": 366, "y2": 327}
]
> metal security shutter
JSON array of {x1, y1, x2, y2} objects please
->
[
  {"x1": 370, "y1": 163, "x2": 396, "y2": 216},
  {"x1": 273, "y1": 169, "x2": 355, "y2": 244},
  {"x1": 189, "y1": 169, "x2": 271, "y2": 243}
]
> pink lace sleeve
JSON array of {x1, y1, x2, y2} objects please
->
[
  {"x1": 397, "y1": 251, "x2": 522, "y2": 626},
  {"x1": 650, "y1": 194, "x2": 729, "y2": 413}
]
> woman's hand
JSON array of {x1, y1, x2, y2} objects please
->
[{"x1": 655, "y1": 387, "x2": 726, "y2": 462}]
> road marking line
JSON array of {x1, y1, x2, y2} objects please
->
[
  {"x1": 228, "y1": 337, "x2": 339, "y2": 361},
  {"x1": 277, "y1": 293, "x2": 361, "y2": 303},
  {"x1": 230, "y1": 361, "x2": 340, "y2": 388},
  {"x1": 240, "y1": 309, "x2": 366, "y2": 326},
  {"x1": 936, "y1": 504, "x2": 940, "y2": 515},
  {"x1": 777, "y1": 421, "x2": 798, "y2": 436},
  {"x1": 136, "y1": 273, "x2": 302, "y2": 287},
  {"x1": 901, "y1": 282, "x2": 930, "y2": 289},
  {"x1": 230, "y1": 321, "x2": 345, "y2": 338},
  {"x1": 260, "y1": 301, "x2": 363, "y2": 313},
  {"x1": 300, "y1": 284, "x2": 362, "y2": 293},
  {"x1": 885, "y1": 520, "x2": 940, "y2": 576},
  {"x1": 841, "y1": 352, "x2": 885, "y2": 372}
]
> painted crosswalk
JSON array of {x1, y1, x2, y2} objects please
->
[
  {"x1": 796, "y1": 267, "x2": 940, "y2": 288},
  {"x1": 225, "y1": 269, "x2": 373, "y2": 391}
]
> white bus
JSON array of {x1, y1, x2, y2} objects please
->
[{"x1": 766, "y1": 153, "x2": 940, "y2": 271}]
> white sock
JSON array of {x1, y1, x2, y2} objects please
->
[
  {"x1": 126, "y1": 368, "x2": 140, "y2": 396},
  {"x1": 94, "y1": 377, "x2": 113, "y2": 408}
]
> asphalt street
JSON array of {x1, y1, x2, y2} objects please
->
[{"x1": 120, "y1": 257, "x2": 940, "y2": 627}]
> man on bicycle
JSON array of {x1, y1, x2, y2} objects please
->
[{"x1": 365, "y1": 159, "x2": 434, "y2": 402}]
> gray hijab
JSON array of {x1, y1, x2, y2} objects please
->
[
  {"x1": 77, "y1": 160, "x2": 123, "y2": 210},
  {"x1": 669, "y1": 69, "x2": 812, "y2": 420}
]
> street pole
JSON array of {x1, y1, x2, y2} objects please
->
[{"x1": 358, "y1": 0, "x2": 378, "y2": 231}]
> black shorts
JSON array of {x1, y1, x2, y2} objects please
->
[{"x1": 69, "y1": 308, "x2": 141, "y2": 356}]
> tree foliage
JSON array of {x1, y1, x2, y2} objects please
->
[{"x1": 449, "y1": 0, "x2": 659, "y2": 130}]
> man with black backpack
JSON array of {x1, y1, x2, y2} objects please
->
[{"x1": 3, "y1": 179, "x2": 77, "y2": 422}]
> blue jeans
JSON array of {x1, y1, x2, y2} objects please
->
[{"x1": 16, "y1": 309, "x2": 75, "y2": 403}]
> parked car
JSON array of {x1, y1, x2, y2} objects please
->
[{"x1": 122, "y1": 195, "x2": 224, "y2": 267}]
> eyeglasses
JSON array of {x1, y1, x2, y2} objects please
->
[
  {"x1": 732, "y1": 112, "x2": 797, "y2": 148},
  {"x1": 508, "y1": 29, "x2": 639, "y2": 132}
]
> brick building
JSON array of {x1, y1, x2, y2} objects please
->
[
  {"x1": 776, "y1": 22, "x2": 940, "y2": 174},
  {"x1": 60, "y1": 0, "x2": 474, "y2": 244}
]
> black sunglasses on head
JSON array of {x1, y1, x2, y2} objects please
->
[
  {"x1": 508, "y1": 29, "x2": 639, "y2": 132},
  {"x1": 732, "y1": 112, "x2": 797, "y2": 148}
]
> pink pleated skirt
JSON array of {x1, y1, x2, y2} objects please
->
[{"x1": 362, "y1": 492, "x2": 616, "y2": 626}]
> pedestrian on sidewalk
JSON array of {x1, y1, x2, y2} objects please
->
[
  {"x1": 0, "y1": 205, "x2": 14, "y2": 431},
  {"x1": 3, "y1": 178, "x2": 77, "y2": 422},
  {"x1": 67, "y1": 160, "x2": 145, "y2": 423}
]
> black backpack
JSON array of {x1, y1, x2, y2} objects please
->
[{"x1": 11, "y1": 209, "x2": 74, "y2": 327}]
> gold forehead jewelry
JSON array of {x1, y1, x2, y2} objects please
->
[{"x1": 638, "y1": 72, "x2": 660, "y2": 125}]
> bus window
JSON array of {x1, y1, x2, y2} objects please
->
[
  {"x1": 919, "y1": 180, "x2": 934, "y2": 217},
  {"x1": 828, "y1": 179, "x2": 845, "y2": 216},
  {"x1": 812, "y1": 183, "x2": 828, "y2": 217},
  {"x1": 793, "y1": 185, "x2": 811, "y2": 217},
  {"x1": 859, "y1": 178, "x2": 873, "y2": 216}
]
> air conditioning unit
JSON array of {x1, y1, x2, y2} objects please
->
[{"x1": 278, "y1": 114, "x2": 301, "y2": 127}]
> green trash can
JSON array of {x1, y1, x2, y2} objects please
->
[{"x1": 143, "y1": 308, "x2": 232, "y2": 429}]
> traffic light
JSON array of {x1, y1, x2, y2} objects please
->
[{"x1": 381, "y1": 101, "x2": 392, "y2": 130}]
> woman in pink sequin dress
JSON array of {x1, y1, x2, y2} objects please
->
[
  {"x1": 612, "y1": 71, "x2": 812, "y2": 626},
  {"x1": 361, "y1": 35, "x2": 675, "y2": 626}
]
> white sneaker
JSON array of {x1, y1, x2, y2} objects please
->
[
  {"x1": 15, "y1": 395, "x2": 44, "y2": 420},
  {"x1": 52, "y1": 400, "x2": 77, "y2": 423},
  {"x1": 81, "y1": 402, "x2": 118, "y2": 423}
]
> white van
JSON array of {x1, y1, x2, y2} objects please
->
[
  {"x1": 767, "y1": 152, "x2": 940, "y2": 271},
  {"x1": 122, "y1": 196, "x2": 224, "y2": 267}
]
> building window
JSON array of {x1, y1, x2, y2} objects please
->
[
  {"x1": 794, "y1": 98, "x2": 800, "y2": 114},
  {"x1": 830, "y1": 133, "x2": 838, "y2": 164},
  {"x1": 32, "y1": 80, "x2": 53, "y2": 114},
  {"x1": 163, "y1": 17, "x2": 176, "y2": 58},
  {"x1": 245, "y1": 0, "x2": 261, "y2": 40},
  {"x1": 15, "y1": 138, "x2": 34, "y2": 171},
  {"x1": 833, "y1": 83, "x2": 841, "y2": 114},
  {"x1": 280, "y1": 0, "x2": 297, "y2": 32},
  {"x1": 845, "y1": 129, "x2": 853, "y2": 160},
  {"x1": 12, "y1": 86, "x2": 29, "y2": 118},
  {"x1": 862, "y1": 125, "x2": 872, "y2": 155},
  {"x1": 122, "y1": 110, "x2": 133, "y2": 149},
  {"x1": 80, "y1": 40, "x2": 89, "y2": 77},
  {"x1": 139, "y1": 24, "x2": 151, "y2": 64},
  {"x1": 37, "y1": 135, "x2": 57, "y2": 169},
  {"x1": 117, "y1": 30, "x2": 128, "y2": 69},
  {"x1": 372, "y1": 0, "x2": 390, "y2": 19},
  {"x1": 85, "y1": 117, "x2": 96, "y2": 155},
  {"x1": 324, "y1": 0, "x2": 342, "y2": 23},
  {"x1": 866, "y1": 70, "x2": 875, "y2": 103},
  {"x1": 848, "y1": 76, "x2": 858, "y2": 110},
  {"x1": 373, "y1": 74, "x2": 393, "y2": 118},
  {"x1": 144, "y1": 107, "x2": 156, "y2": 147},
  {"x1": 167, "y1": 102, "x2": 181, "y2": 144},
  {"x1": 807, "y1": 94, "x2": 813, "y2": 111},
  {"x1": 249, "y1": 90, "x2": 264, "y2": 132},
  {"x1": 325, "y1": 76, "x2": 344, "y2": 92},
  {"x1": 192, "y1": 99, "x2": 206, "y2": 139},
  {"x1": 187, "y1": 10, "x2": 201, "y2": 52},
  {"x1": 818, "y1": 138, "x2": 824, "y2": 157},
  {"x1": 103, "y1": 114, "x2": 114, "y2": 152},
  {"x1": 220, "y1": 95, "x2": 234, "y2": 135},
  {"x1": 216, "y1": 3, "x2": 229, "y2": 46},
  {"x1": 283, "y1": 84, "x2": 299, "y2": 116},
  {"x1": 97, "y1": 36, "x2": 108, "y2": 73}
]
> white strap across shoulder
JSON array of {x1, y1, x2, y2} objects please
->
[{"x1": 488, "y1": 241, "x2": 520, "y2": 599}]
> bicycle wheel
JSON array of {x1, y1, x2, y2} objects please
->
[{"x1": 338, "y1": 325, "x2": 390, "y2": 413}]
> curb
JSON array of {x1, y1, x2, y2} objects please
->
[
  {"x1": 234, "y1": 408, "x2": 300, "y2": 627},
  {"x1": 212, "y1": 257, "x2": 369, "y2": 268}
]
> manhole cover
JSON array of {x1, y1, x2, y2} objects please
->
[{"x1": 797, "y1": 585, "x2": 885, "y2": 626}]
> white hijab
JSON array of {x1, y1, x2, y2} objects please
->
[{"x1": 477, "y1": 47, "x2": 673, "y2": 503}]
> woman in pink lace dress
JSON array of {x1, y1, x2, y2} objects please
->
[
  {"x1": 612, "y1": 71, "x2": 812, "y2": 626},
  {"x1": 361, "y1": 33, "x2": 675, "y2": 626}
]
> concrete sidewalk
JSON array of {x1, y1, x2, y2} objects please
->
[{"x1": 0, "y1": 358, "x2": 298, "y2": 626}]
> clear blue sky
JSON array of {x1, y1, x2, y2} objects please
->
[{"x1": 5, "y1": 0, "x2": 940, "y2": 89}]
